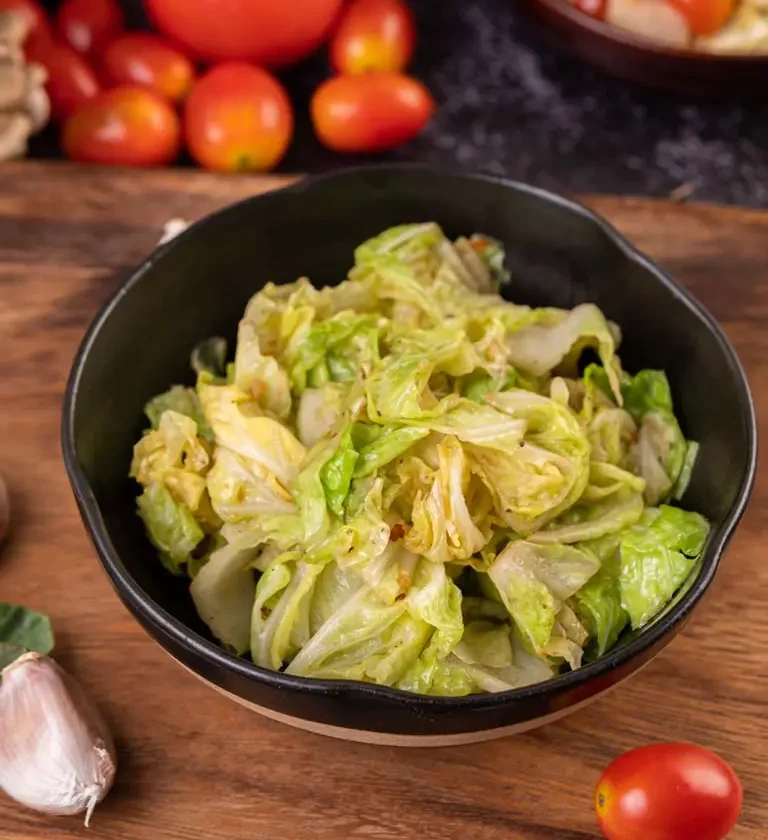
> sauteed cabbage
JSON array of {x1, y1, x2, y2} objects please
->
[{"x1": 130, "y1": 223, "x2": 709, "y2": 696}]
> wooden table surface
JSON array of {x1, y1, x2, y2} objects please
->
[{"x1": 0, "y1": 162, "x2": 765, "y2": 840}]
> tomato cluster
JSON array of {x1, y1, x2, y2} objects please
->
[{"x1": 2, "y1": 0, "x2": 433, "y2": 169}]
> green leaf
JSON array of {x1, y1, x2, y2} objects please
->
[
  {"x1": 144, "y1": 385, "x2": 212, "y2": 441},
  {"x1": 0, "y1": 603, "x2": 54, "y2": 669},
  {"x1": 320, "y1": 427, "x2": 359, "y2": 517},
  {"x1": 619, "y1": 505, "x2": 710, "y2": 629},
  {"x1": 575, "y1": 553, "x2": 629, "y2": 659},
  {"x1": 353, "y1": 425, "x2": 430, "y2": 477},
  {"x1": 137, "y1": 482, "x2": 205, "y2": 573},
  {"x1": 622, "y1": 369, "x2": 673, "y2": 420},
  {"x1": 505, "y1": 303, "x2": 621, "y2": 399},
  {"x1": 487, "y1": 540, "x2": 599, "y2": 654},
  {"x1": 673, "y1": 441, "x2": 700, "y2": 501}
]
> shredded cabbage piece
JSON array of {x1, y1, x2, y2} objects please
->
[{"x1": 130, "y1": 222, "x2": 709, "y2": 695}]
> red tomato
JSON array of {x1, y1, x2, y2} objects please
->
[
  {"x1": 184, "y1": 63, "x2": 293, "y2": 172},
  {"x1": 56, "y1": 0, "x2": 124, "y2": 57},
  {"x1": 666, "y1": 0, "x2": 734, "y2": 34},
  {"x1": 311, "y1": 73, "x2": 434, "y2": 154},
  {"x1": 63, "y1": 86, "x2": 180, "y2": 167},
  {"x1": 330, "y1": 0, "x2": 416, "y2": 74},
  {"x1": 572, "y1": 0, "x2": 607, "y2": 18},
  {"x1": 145, "y1": 0, "x2": 343, "y2": 66},
  {"x1": 596, "y1": 743, "x2": 742, "y2": 840},
  {"x1": 0, "y1": 0, "x2": 50, "y2": 40},
  {"x1": 101, "y1": 34, "x2": 194, "y2": 103},
  {"x1": 31, "y1": 42, "x2": 100, "y2": 121}
]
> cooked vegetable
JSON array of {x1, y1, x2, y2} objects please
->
[{"x1": 131, "y1": 222, "x2": 709, "y2": 696}]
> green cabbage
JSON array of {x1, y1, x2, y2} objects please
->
[{"x1": 131, "y1": 222, "x2": 711, "y2": 696}]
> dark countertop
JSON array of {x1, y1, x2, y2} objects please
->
[{"x1": 36, "y1": 0, "x2": 768, "y2": 206}]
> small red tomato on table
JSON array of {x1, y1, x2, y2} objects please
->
[
  {"x1": 63, "y1": 86, "x2": 180, "y2": 167},
  {"x1": 596, "y1": 742, "x2": 742, "y2": 840},
  {"x1": 330, "y1": 0, "x2": 416, "y2": 74},
  {"x1": 56, "y1": 0, "x2": 124, "y2": 58},
  {"x1": 184, "y1": 63, "x2": 293, "y2": 172},
  {"x1": 311, "y1": 73, "x2": 435, "y2": 154},
  {"x1": 28, "y1": 41, "x2": 100, "y2": 121},
  {"x1": 144, "y1": 0, "x2": 343, "y2": 67},
  {"x1": 101, "y1": 33, "x2": 194, "y2": 104}
]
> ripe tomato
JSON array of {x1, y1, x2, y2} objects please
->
[
  {"x1": 101, "y1": 34, "x2": 194, "y2": 104},
  {"x1": 30, "y1": 42, "x2": 100, "y2": 121},
  {"x1": 330, "y1": 0, "x2": 416, "y2": 74},
  {"x1": 145, "y1": 0, "x2": 343, "y2": 67},
  {"x1": 596, "y1": 743, "x2": 742, "y2": 840},
  {"x1": 184, "y1": 63, "x2": 293, "y2": 172},
  {"x1": 56, "y1": 0, "x2": 124, "y2": 58},
  {"x1": 311, "y1": 73, "x2": 434, "y2": 154},
  {"x1": 665, "y1": 0, "x2": 734, "y2": 34},
  {"x1": 63, "y1": 86, "x2": 180, "y2": 167},
  {"x1": 0, "y1": 0, "x2": 52, "y2": 53}
]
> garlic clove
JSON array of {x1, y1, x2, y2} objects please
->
[
  {"x1": 0, "y1": 112, "x2": 32, "y2": 161},
  {"x1": 0, "y1": 62, "x2": 26, "y2": 111},
  {"x1": 23, "y1": 64, "x2": 49, "y2": 132},
  {"x1": 0, "y1": 653, "x2": 116, "y2": 826},
  {"x1": 0, "y1": 10, "x2": 30, "y2": 46}
]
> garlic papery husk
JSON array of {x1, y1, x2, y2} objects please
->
[{"x1": 0, "y1": 652, "x2": 116, "y2": 826}]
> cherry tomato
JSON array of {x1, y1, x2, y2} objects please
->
[
  {"x1": 184, "y1": 63, "x2": 293, "y2": 173},
  {"x1": 596, "y1": 743, "x2": 742, "y2": 840},
  {"x1": 101, "y1": 34, "x2": 194, "y2": 104},
  {"x1": 145, "y1": 0, "x2": 343, "y2": 67},
  {"x1": 572, "y1": 0, "x2": 607, "y2": 19},
  {"x1": 666, "y1": 0, "x2": 734, "y2": 34},
  {"x1": 56, "y1": 0, "x2": 124, "y2": 58},
  {"x1": 31, "y1": 41, "x2": 100, "y2": 121},
  {"x1": 330, "y1": 0, "x2": 416, "y2": 74},
  {"x1": 311, "y1": 73, "x2": 434, "y2": 154},
  {"x1": 63, "y1": 86, "x2": 180, "y2": 167}
]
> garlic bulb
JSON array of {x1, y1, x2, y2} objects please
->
[{"x1": 0, "y1": 653, "x2": 116, "y2": 825}]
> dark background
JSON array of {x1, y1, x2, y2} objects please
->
[{"x1": 37, "y1": 0, "x2": 768, "y2": 206}]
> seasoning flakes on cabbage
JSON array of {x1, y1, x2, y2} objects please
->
[{"x1": 130, "y1": 222, "x2": 710, "y2": 696}]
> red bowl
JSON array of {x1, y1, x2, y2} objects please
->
[{"x1": 519, "y1": 0, "x2": 768, "y2": 96}]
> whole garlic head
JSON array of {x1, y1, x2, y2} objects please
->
[{"x1": 0, "y1": 653, "x2": 116, "y2": 825}]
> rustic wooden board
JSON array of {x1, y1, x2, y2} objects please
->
[{"x1": 0, "y1": 161, "x2": 765, "y2": 840}]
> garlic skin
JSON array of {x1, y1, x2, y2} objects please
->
[{"x1": 0, "y1": 653, "x2": 116, "y2": 826}]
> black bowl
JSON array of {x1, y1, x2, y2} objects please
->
[{"x1": 62, "y1": 167, "x2": 756, "y2": 746}]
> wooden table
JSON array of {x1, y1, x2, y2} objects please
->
[{"x1": 0, "y1": 162, "x2": 765, "y2": 839}]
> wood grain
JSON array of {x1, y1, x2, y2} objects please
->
[{"x1": 0, "y1": 161, "x2": 765, "y2": 839}]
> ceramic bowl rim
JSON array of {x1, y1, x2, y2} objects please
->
[{"x1": 61, "y1": 164, "x2": 758, "y2": 712}]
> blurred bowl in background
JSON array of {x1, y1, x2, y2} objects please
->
[{"x1": 519, "y1": 0, "x2": 768, "y2": 96}]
